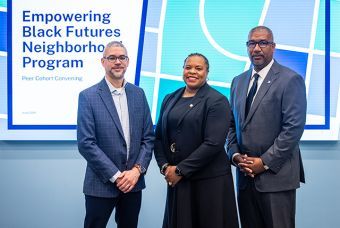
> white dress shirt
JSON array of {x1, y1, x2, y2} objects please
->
[{"x1": 247, "y1": 59, "x2": 275, "y2": 100}]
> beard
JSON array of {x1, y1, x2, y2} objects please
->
[{"x1": 108, "y1": 68, "x2": 126, "y2": 80}]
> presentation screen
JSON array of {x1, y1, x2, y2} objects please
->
[{"x1": 0, "y1": 0, "x2": 339, "y2": 140}]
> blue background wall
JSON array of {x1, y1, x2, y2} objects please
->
[{"x1": 0, "y1": 141, "x2": 339, "y2": 227}]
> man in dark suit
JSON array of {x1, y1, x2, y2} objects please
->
[
  {"x1": 227, "y1": 26, "x2": 307, "y2": 228},
  {"x1": 77, "y1": 41, "x2": 154, "y2": 228}
]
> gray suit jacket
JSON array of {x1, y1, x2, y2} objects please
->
[
  {"x1": 227, "y1": 60, "x2": 306, "y2": 192},
  {"x1": 77, "y1": 78, "x2": 154, "y2": 197}
]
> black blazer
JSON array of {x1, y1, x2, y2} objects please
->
[{"x1": 154, "y1": 83, "x2": 232, "y2": 180}]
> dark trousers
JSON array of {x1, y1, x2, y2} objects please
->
[
  {"x1": 163, "y1": 174, "x2": 239, "y2": 228},
  {"x1": 84, "y1": 191, "x2": 142, "y2": 228},
  {"x1": 238, "y1": 181, "x2": 296, "y2": 228}
]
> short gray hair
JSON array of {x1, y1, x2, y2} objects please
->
[
  {"x1": 103, "y1": 41, "x2": 128, "y2": 56},
  {"x1": 248, "y1": 26, "x2": 274, "y2": 41}
]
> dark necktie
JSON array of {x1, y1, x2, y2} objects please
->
[{"x1": 245, "y1": 73, "x2": 260, "y2": 118}]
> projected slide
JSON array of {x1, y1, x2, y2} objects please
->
[
  {"x1": 0, "y1": 0, "x2": 146, "y2": 139},
  {"x1": 9, "y1": 0, "x2": 144, "y2": 127},
  {"x1": 1, "y1": 0, "x2": 339, "y2": 140}
]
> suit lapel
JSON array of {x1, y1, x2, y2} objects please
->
[
  {"x1": 97, "y1": 79, "x2": 125, "y2": 139},
  {"x1": 176, "y1": 84, "x2": 208, "y2": 127},
  {"x1": 161, "y1": 88, "x2": 184, "y2": 140},
  {"x1": 243, "y1": 62, "x2": 279, "y2": 127},
  {"x1": 239, "y1": 70, "x2": 252, "y2": 126}
]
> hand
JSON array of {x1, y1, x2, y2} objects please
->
[
  {"x1": 242, "y1": 157, "x2": 266, "y2": 175},
  {"x1": 234, "y1": 154, "x2": 255, "y2": 177},
  {"x1": 116, "y1": 167, "x2": 140, "y2": 193},
  {"x1": 164, "y1": 166, "x2": 182, "y2": 187},
  {"x1": 237, "y1": 156, "x2": 266, "y2": 177}
]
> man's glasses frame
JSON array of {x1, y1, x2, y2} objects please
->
[
  {"x1": 246, "y1": 40, "x2": 275, "y2": 49},
  {"x1": 103, "y1": 55, "x2": 129, "y2": 63}
]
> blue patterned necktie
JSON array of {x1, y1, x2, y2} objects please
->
[{"x1": 245, "y1": 73, "x2": 260, "y2": 118}]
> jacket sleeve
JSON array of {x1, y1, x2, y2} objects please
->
[
  {"x1": 261, "y1": 74, "x2": 307, "y2": 173},
  {"x1": 77, "y1": 91, "x2": 119, "y2": 183},
  {"x1": 135, "y1": 90, "x2": 155, "y2": 172},
  {"x1": 227, "y1": 77, "x2": 241, "y2": 161},
  {"x1": 154, "y1": 94, "x2": 171, "y2": 169}
]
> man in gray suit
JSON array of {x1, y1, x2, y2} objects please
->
[
  {"x1": 77, "y1": 41, "x2": 154, "y2": 228},
  {"x1": 228, "y1": 26, "x2": 306, "y2": 228}
]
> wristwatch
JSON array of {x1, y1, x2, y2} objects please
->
[
  {"x1": 160, "y1": 163, "x2": 169, "y2": 175},
  {"x1": 134, "y1": 164, "x2": 146, "y2": 174},
  {"x1": 175, "y1": 167, "x2": 183, "y2": 176},
  {"x1": 261, "y1": 159, "x2": 269, "y2": 170}
]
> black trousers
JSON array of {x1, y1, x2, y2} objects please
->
[
  {"x1": 84, "y1": 191, "x2": 142, "y2": 228},
  {"x1": 238, "y1": 181, "x2": 296, "y2": 228}
]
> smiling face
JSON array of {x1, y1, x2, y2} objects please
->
[
  {"x1": 182, "y1": 55, "x2": 208, "y2": 91},
  {"x1": 101, "y1": 46, "x2": 129, "y2": 82},
  {"x1": 247, "y1": 28, "x2": 275, "y2": 71}
]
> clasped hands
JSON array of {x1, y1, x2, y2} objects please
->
[
  {"x1": 116, "y1": 167, "x2": 140, "y2": 193},
  {"x1": 164, "y1": 166, "x2": 182, "y2": 187},
  {"x1": 234, "y1": 154, "x2": 266, "y2": 178}
]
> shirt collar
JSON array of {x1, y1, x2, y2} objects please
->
[
  {"x1": 251, "y1": 59, "x2": 274, "y2": 80},
  {"x1": 105, "y1": 77, "x2": 127, "y2": 94}
]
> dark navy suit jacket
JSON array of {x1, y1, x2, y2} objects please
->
[{"x1": 77, "y1": 78, "x2": 154, "y2": 197}]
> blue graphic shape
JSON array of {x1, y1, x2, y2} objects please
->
[
  {"x1": 141, "y1": 32, "x2": 157, "y2": 72},
  {"x1": 0, "y1": 57, "x2": 6, "y2": 114},
  {"x1": 264, "y1": 0, "x2": 314, "y2": 48},
  {"x1": 315, "y1": 0, "x2": 326, "y2": 51},
  {"x1": 0, "y1": 12, "x2": 7, "y2": 52},
  {"x1": 145, "y1": 0, "x2": 162, "y2": 28},
  {"x1": 329, "y1": 0, "x2": 340, "y2": 53},
  {"x1": 274, "y1": 49, "x2": 308, "y2": 79},
  {"x1": 156, "y1": 79, "x2": 184, "y2": 121},
  {"x1": 0, "y1": 0, "x2": 6, "y2": 7},
  {"x1": 161, "y1": 0, "x2": 246, "y2": 83},
  {"x1": 308, "y1": 54, "x2": 325, "y2": 117},
  {"x1": 330, "y1": 56, "x2": 340, "y2": 117},
  {"x1": 205, "y1": 0, "x2": 264, "y2": 56},
  {"x1": 211, "y1": 85, "x2": 230, "y2": 99},
  {"x1": 309, "y1": 55, "x2": 340, "y2": 117},
  {"x1": 315, "y1": 0, "x2": 340, "y2": 52},
  {"x1": 139, "y1": 75, "x2": 155, "y2": 109}
]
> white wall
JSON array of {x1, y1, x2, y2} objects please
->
[{"x1": 0, "y1": 141, "x2": 339, "y2": 227}]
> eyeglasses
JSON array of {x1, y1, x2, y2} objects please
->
[
  {"x1": 103, "y1": 55, "x2": 129, "y2": 63},
  {"x1": 246, "y1": 40, "x2": 275, "y2": 48}
]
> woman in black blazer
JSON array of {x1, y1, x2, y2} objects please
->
[{"x1": 154, "y1": 53, "x2": 239, "y2": 228}]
